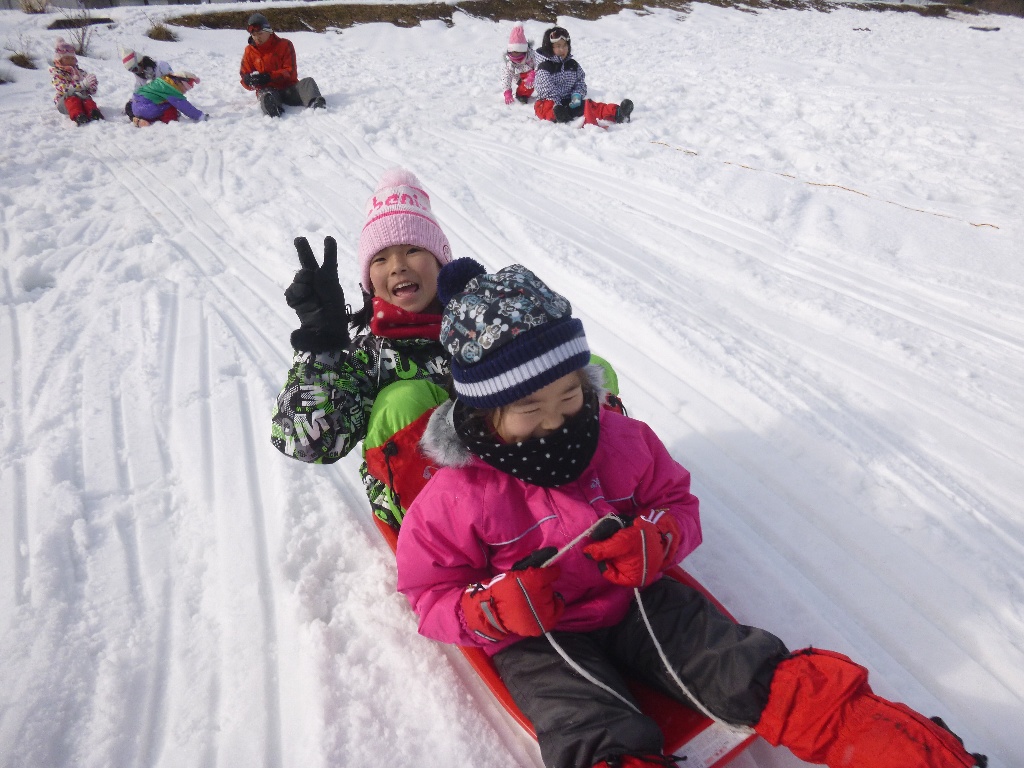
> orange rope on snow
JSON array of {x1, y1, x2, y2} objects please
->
[{"x1": 649, "y1": 141, "x2": 1000, "y2": 230}]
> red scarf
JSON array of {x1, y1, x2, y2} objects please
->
[{"x1": 369, "y1": 297, "x2": 443, "y2": 340}]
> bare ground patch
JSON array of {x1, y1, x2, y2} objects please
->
[{"x1": 166, "y1": 0, "x2": 1020, "y2": 35}]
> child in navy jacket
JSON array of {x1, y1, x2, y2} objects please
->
[{"x1": 533, "y1": 26, "x2": 632, "y2": 126}]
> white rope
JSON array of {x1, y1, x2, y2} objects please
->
[
  {"x1": 542, "y1": 631, "x2": 641, "y2": 714},
  {"x1": 633, "y1": 586, "x2": 754, "y2": 735},
  {"x1": 538, "y1": 512, "x2": 753, "y2": 734},
  {"x1": 540, "y1": 514, "x2": 625, "y2": 567}
]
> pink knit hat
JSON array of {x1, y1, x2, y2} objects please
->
[
  {"x1": 357, "y1": 167, "x2": 452, "y2": 293},
  {"x1": 507, "y1": 23, "x2": 528, "y2": 53},
  {"x1": 54, "y1": 38, "x2": 76, "y2": 61}
]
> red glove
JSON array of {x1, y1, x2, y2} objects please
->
[
  {"x1": 460, "y1": 566, "x2": 563, "y2": 642},
  {"x1": 583, "y1": 512, "x2": 682, "y2": 588}
]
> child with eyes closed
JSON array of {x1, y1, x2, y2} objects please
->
[{"x1": 395, "y1": 258, "x2": 987, "y2": 768}]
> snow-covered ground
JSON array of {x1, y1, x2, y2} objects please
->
[{"x1": 1, "y1": 3, "x2": 1022, "y2": 767}]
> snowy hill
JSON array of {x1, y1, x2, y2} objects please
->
[{"x1": 0, "y1": 3, "x2": 1022, "y2": 767}]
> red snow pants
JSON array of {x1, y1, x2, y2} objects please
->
[
  {"x1": 755, "y1": 649, "x2": 978, "y2": 768},
  {"x1": 155, "y1": 105, "x2": 180, "y2": 123},
  {"x1": 515, "y1": 72, "x2": 534, "y2": 100},
  {"x1": 61, "y1": 95, "x2": 97, "y2": 122},
  {"x1": 534, "y1": 98, "x2": 620, "y2": 126}
]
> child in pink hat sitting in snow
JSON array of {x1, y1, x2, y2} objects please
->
[
  {"x1": 501, "y1": 23, "x2": 536, "y2": 105},
  {"x1": 49, "y1": 38, "x2": 104, "y2": 127}
]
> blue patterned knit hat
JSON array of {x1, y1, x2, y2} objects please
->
[{"x1": 437, "y1": 259, "x2": 590, "y2": 408}]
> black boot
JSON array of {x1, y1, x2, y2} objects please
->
[
  {"x1": 553, "y1": 104, "x2": 572, "y2": 123},
  {"x1": 74, "y1": 113, "x2": 90, "y2": 127},
  {"x1": 515, "y1": 94, "x2": 529, "y2": 104},
  {"x1": 260, "y1": 91, "x2": 282, "y2": 117},
  {"x1": 615, "y1": 99, "x2": 634, "y2": 124},
  {"x1": 90, "y1": 108, "x2": 104, "y2": 121},
  {"x1": 930, "y1": 717, "x2": 988, "y2": 767},
  {"x1": 309, "y1": 96, "x2": 326, "y2": 109}
]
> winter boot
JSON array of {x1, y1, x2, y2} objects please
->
[
  {"x1": 755, "y1": 649, "x2": 982, "y2": 768},
  {"x1": 260, "y1": 91, "x2": 282, "y2": 118},
  {"x1": 90, "y1": 108, "x2": 104, "y2": 121},
  {"x1": 309, "y1": 96, "x2": 326, "y2": 109},
  {"x1": 515, "y1": 93, "x2": 530, "y2": 104},
  {"x1": 74, "y1": 113, "x2": 91, "y2": 127},
  {"x1": 931, "y1": 717, "x2": 988, "y2": 767},
  {"x1": 553, "y1": 104, "x2": 572, "y2": 123},
  {"x1": 615, "y1": 99, "x2": 634, "y2": 124}
]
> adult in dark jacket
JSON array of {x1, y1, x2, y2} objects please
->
[
  {"x1": 239, "y1": 13, "x2": 326, "y2": 117},
  {"x1": 533, "y1": 26, "x2": 632, "y2": 126}
]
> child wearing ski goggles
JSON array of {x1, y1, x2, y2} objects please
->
[{"x1": 531, "y1": 26, "x2": 634, "y2": 126}]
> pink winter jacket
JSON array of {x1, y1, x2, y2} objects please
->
[{"x1": 396, "y1": 404, "x2": 702, "y2": 656}]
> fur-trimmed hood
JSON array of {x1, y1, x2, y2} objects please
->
[{"x1": 420, "y1": 363, "x2": 609, "y2": 469}]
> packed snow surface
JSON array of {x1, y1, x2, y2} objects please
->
[{"x1": 1, "y1": 3, "x2": 1022, "y2": 767}]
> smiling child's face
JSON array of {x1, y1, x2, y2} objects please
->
[
  {"x1": 368, "y1": 244, "x2": 441, "y2": 314},
  {"x1": 492, "y1": 372, "x2": 585, "y2": 444}
]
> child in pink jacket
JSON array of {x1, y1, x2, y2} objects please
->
[
  {"x1": 395, "y1": 259, "x2": 986, "y2": 768},
  {"x1": 49, "y1": 38, "x2": 104, "y2": 126},
  {"x1": 500, "y1": 23, "x2": 536, "y2": 105}
]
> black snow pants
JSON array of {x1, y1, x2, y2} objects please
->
[{"x1": 492, "y1": 578, "x2": 789, "y2": 768}]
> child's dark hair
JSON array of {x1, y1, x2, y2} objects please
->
[
  {"x1": 348, "y1": 290, "x2": 374, "y2": 334},
  {"x1": 539, "y1": 26, "x2": 572, "y2": 57}
]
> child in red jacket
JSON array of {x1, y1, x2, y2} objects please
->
[
  {"x1": 396, "y1": 259, "x2": 986, "y2": 768},
  {"x1": 49, "y1": 38, "x2": 104, "y2": 126}
]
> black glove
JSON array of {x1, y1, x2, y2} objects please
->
[
  {"x1": 286, "y1": 236, "x2": 350, "y2": 352},
  {"x1": 244, "y1": 72, "x2": 272, "y2": 88}
]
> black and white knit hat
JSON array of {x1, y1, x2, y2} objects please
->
[{"x1": 437, "y1": 259, "x2": 590, "y2": 408}]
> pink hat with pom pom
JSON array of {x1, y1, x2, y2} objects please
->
[
  {"x1": 507, "y1": 23, "x2": 528, "y2": 53},
  {"x1": 54, "y1": 38, "x2": 76, "y2": 60},
  {"x1": 357, "y1": 167, "x2": 452, "y2": 293}
]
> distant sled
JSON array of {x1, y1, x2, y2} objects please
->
[{"x1": 375, "y1": 517, "x2": 756, "y2": 768}]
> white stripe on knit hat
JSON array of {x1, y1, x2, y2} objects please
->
[{"x1": 454, "y1": 336, "x2": 589, "y2": 400}]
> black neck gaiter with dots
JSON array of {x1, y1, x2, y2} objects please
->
[{"x1": 453, "y1": 389, "x2": 601, "y2": 488}]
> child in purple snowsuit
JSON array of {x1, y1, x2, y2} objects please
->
[{"x1": 129, "y1": 72, "x2": 207, "y2": 127}]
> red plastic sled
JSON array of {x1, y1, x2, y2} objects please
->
[{"x1": 375, "y1": 517, "x2": 756, "y2": 768}]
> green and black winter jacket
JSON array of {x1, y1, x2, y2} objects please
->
[{"x1": 270, "y1": 330, "x2": 450, "y2": 525}]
